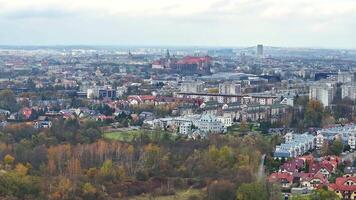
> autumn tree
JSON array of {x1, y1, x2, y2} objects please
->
[{"x1": 304, "y1": 100, "x2": 324, "y2": 127}]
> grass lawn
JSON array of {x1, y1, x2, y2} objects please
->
[
  {"x1": 103, "y1": 130, "x2": 176, "y2": 142},
  {"x1": 126, "y1": 189, "x2": 202, "y2": 200},
  {"x1": 103, "y1": 130, "x2": 142, "y2": 142}
]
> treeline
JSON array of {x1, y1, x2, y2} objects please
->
[{"x1": 0, "y1": 122, "x2": 280, "y2": 199}]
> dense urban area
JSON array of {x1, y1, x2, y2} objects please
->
[{"x1": 0, "y1": 45, "x2": 355, "y2": 200}]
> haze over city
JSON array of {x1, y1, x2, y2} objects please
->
[{"x1": 1, "y1": 0, "x2": 356, "y2": 48}]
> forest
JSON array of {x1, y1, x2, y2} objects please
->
[{"x1": 0, "y1": 116, "x2": 286, "y2": 200}]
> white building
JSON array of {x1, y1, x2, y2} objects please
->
[
  {"x1": 309, "y1": 81, "x2": 336, "y2": 107},
  {"x1": 341, "y1": 84, "x2": 356, "y2": 100},
  {"x1": 180, "y1": 81, "x2": 204, "y2": 93},
  {"x1": 179, "y1": 122, "x2": 192, "y2": 135},
  {"x1": 217, "y1": 116, "x2": 233, "y2": 127},
  {"x1": 348, "y1": 132, "x2": 355, "y2": 150},
  {"x1": 338, "y1": 71, "x2": 354, "y2": 84},
  {"x1": 219, "y1": 82, "x2": 241, "y2": 95},
  {"x1": 315, "y1": 133, "x2": 325, "y2": 149},
  {"x1": 87, "y1": 86, "x2": 117, "y2": 99},
  {"x1": 274, "y1": 133, "x2": 315, "y2": 159},
  {"x1": 196, "y1": 115, "x2": 226, "y2": 134}
]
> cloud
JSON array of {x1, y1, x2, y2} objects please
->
[{"x1": 0, "y1": 0, "x2": 355, "y2": 48}]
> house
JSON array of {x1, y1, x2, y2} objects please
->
[
  {"x1": 328, "y1": 177, "x2": 356, "y2": 200},
  {"x1": 344, "y1": 167, "x2": 356, "y2": 178},
  {"x1": 21, "y1": 107, "x2": 33, "y2": 120},
  {"x1": 0, "y1": 109, "x2": 10, "y2": 116},
  {"x1": 281, "y1": 159, "x2": 304, "y2": 173},
  {"x1": 309, "y1": 161, "x2": 334, "y2": 178},
  {"x1": 34, "y1": 116, "x2": 52, "y2": 129},
  {"x1": 300, "y1": 172, "x2": 328, "y2": 190},
  {"x1": 269, "y1": 172, "x2": 294, "y2": 189}
]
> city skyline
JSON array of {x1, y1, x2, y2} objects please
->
[{"x1": 1, "y1": 0, "x2": 356, "y2": 48}]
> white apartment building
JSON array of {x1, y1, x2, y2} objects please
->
[
  {"x1": 315, "y1": 133, "x2": 325, "y2": 149},
  {"x1": 219, "y1": 82, "x2": 241, "y2": 95},
  {"x1": 341, "y1": 84, "x2": 356, "y2": 100},
  {"x1": 180, "y1": 81, "x2": 204, "y2": 93},
  {"x1": 337, "y1": 71, "x2": 354, "y2": 84},
  {"x1": 217, "y1": 116, "x2": 233, "y2": 127},
  {"x1": 348, "y1": 132, "x2": 355, "y2": 150},
  {"x1": 179, "y1": 122, "x2": 192, "y2": 135},
  {"x1": 309, "y1": 82, "x2": 336, "y2": 107},
  {"x1": 196, "y1": 115, "x2": 226, "y2": 134}
]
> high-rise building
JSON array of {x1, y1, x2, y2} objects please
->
[
  {"x1": 337, "y1": 70, "x2": 354, "y2": 84},
  {"x1": 341, "y1": 84, "x2": 356, "y2": 100},
  {"x1": 257, "y1": 44, "x2": 264, "y2": 57},
  {"x1": 309, "y1": 81, "x2": 336, "y2": 107},
  {"x1": 180, "y1": 81, "x2": 204, "y2": 93},
  {"x1": 219, "y1": 82, "x2": 241, "y2": 95}
]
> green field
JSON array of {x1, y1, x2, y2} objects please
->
[
  {"x1": 103, "y1": 130, "x2": 176, "y2": 142},
  {"x1": 126, "y1": 189, "x2": 202, "y2": 200},
  {"x1": 104, "y1": 130, "x2": 142, "y2": 142}
]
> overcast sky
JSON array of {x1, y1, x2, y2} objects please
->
[{"x1": 0, "y1": 0, "x2": 356, "y2": 48}]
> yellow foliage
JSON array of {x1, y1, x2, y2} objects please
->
[
  {"x1": 4, "y1": 154, "x2": 15, "y2": 165},
  {"x1": 15, "y1": 163, "x2": 28, "y2": 175}
]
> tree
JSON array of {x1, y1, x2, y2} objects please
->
[
  {"x1": 330, "y1": 138, "x2": 344, "y2": 156},
  {"x1": 0, "y1": 89, "x2": 19, "y2": 112},
  {"x1": 207, "y1": 180, "x2": 236, "y2": 200},
  {"x1": 236, "y1": 182, "x2": 268, "y2": 200},
  {"x1": 4, "y1": 154, "x2": 15, "y2": 165},
  {"x1": 0, "y1": 171, "x2": 40, "y2": 198},
  {"x1": 304, "y1": 100, "x2": 324, "y2": 127}
]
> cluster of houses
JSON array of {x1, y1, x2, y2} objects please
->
[
  {"x1": 269, "y1": 155, "x2": 356, "y2": 199},
  {"x1": 274, "y1": 124, "x2": 356, "y2": 160},
  {"x1": 316, "y1": 124, "x2": 356, "y2": 151}
]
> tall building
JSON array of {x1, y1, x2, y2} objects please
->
[
  {"x1": 309, "y1": 81, "x2": 336, "y2": 107},
  {"x1": 341, "y1": 84, "x2": 356, "y2": 100},
  {"x1": 180, "y1": 81, "x2": 204, "y2": 93},
  {"x1": 219, "y1": 82, "x2": 241, "y2": 95},
  {"x1": 257, "y1": 44, "x2": 264, "y2": 57},
  {"x1": 337, "y1": 70, "x2": 354, "y2": 84}
]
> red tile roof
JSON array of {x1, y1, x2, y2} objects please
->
[
  {"x1": 269, "y1": 172, "x2": 293, "y2": 183},
  {"x1": 329, "y1": 177, "x2": 356, "y2": 191}
]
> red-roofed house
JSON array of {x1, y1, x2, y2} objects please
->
[
  {"x1": 328, "y1": 177, "x2": 356, "y2": 199},
  {"x1": 281, "y1": 159, "x2": 305, "y2": 173},
  {"x1": 309, "y1": 161, "x2": 334, "y2": 178},
  {"x1": 21, "y1": 107, "x2": 32, "y2": 120},
  {"x1": 269, "y1": 172, "x2": 294, "y2": 189}
]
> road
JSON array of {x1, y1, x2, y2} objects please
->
[{"x1": 257, "y1": 154, "x2": 266, "y2": 181}]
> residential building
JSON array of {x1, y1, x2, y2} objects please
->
[
  {"x1": 257, "y1": 44, "x2": 264, "y2": 57},
  {"x1": 309, "y1": 81, "x2": 336, "y2": 107},
  {"x1": 274, "y1": 133, "x2": 315, "y2": 159},
  {"x1": 180, "y1": 81, "x2": 204, "y2": 93},
  {"x1": 341, "y1": 84, "x2": 356, "y2": 100},
  {"x1": 337, "y1": 71, "x2": 354, "y2": 84},
  {"x1": 196, "y1": 115, "x2": 226, "y2": 134},
  {"x1": 219, "y1": 82, "x2": 241, "y2": 95},
  {"x1": 87, "y1": 86, "x2": 117, "y2": 99},
  {"x1": 328, "y1": 177, "x2": 356, "y2": 200}
]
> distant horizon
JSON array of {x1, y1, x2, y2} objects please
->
[{"x1": 0, "y1": 44, "x2": 355, "y2": 51}]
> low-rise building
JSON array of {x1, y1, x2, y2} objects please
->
[{"x1": 274, "y1": 133, "x2": 315, "y2": 159}]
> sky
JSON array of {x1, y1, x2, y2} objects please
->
[{"x1": 0, "y1": 0, "x2": 356, "y2": 48}]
